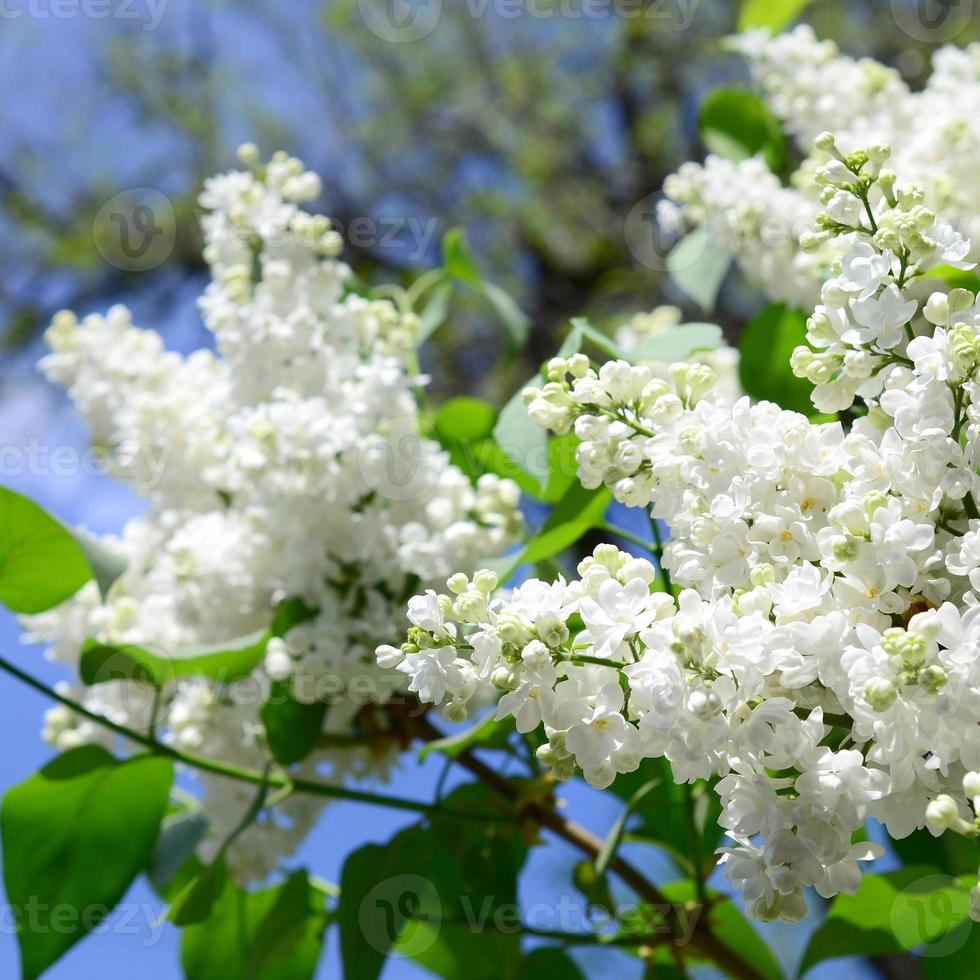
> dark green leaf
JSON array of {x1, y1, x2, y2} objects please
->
[
  {"x1": 699, "y1": 88, "x2": 788, "y2": 172},
  {"x1": 518, "y1": 947, "x2": 585, "y2": 979},
  {"x1": 271, "y1": 596, "x2": 319, "y2": 637},
  {"x1": 890, "y1": 825, "x2": 979, "y2": 877},
  {"x1": 168, "y1": 858, "x2": 228, "y2": 927},
  {"x1": 340, "y1": 784, "x2": 525, "y2": 980},
  {"x1": 181, "y1": 870, "x2": 326, "y2": 980},
  {"x1": 261, "y1": 682, "x2": 327, "y2": 766},
  {"x1": 79, "y1": 628, "x2": 272, "y2": 688},
  {"x1": 1, "y1": 746, "x2": 172, "y2": 980},
  {"x1": 739, "y1": 304, "x2": 815, "y2": 415}
]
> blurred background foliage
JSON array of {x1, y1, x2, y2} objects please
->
[{"x1": 2, "y1": 0, "x2": 979, "y2": 402}]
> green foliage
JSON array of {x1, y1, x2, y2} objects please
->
[
  {"x1": 630, "y1": 322, "x2": 723, "y2": 363},
  {"x1": 699, "y1": 88, "x2": 788, "y2": 172},
  {"x1": 1, "y1": 746, "x2": 172, "y2": 980},
  {"x1": 739, "y1": 304, "x2": 816, "y2": 415},
  {"x1": 800, "y1": 866, "x2": 974, "y2": 973},
  {"x1": 441, "y1": 228, "x2": 531, "y2": 350},
  {"x1": 339, "y1": 783, "x2": 526, "y2": 980},
  {"x1": 79, "y1": 629, "x2": 272, "y2": 688},
  {"x1": 657, "y1": 881, "x2": 785, "y2": 980},
  {"x1": 0, "y1": 486, "x2": 124, "y2": 614},
  {"x1": 260, "y1": 683, "x2": 327, "y2": 766},
  {"x1": 181, "y1": 870, "x2": 327, "y2": 980},
  {"x1": 417, "y1": 713, "x2": 514, "y2": 762},
  {"x1": 81, "y1": 595, "x2": 317, "y2": 689},
  {"x1": 666, "y1": 229, "x2": 732, "y2": 312},
  {"x1": 739, "y1": 0, "x2": 817, "y2": 32},
  {"x1": 609, "y1": 759, "x2": 722, "y2": 880},
  {"x1": 517, "y1": 947, "x2": 585, "y2": 979}
]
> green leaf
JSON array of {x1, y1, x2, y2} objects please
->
[
  {"x1": 493, "y1": 380, "x2": 550, "y2": 489},
  {"x1": 79, "y1": 628, "x2": 272, "y2": 688},
  {"x1": 481, "y1": 280, "x2": 531, "y2": 349},
  {"x1": 540, "y1": 432, "x2": 580, "y2": 505},
  {"x1": 417, "y1": 281, "x2": 454, "y2": 343},
  {"x1": 0, "y1": 486, "x2": 96, "y2": 613},
  {"x1": 149, "y1": 809, "x2": 208, "y2": 899},
  {"x1": 666, "y1": 229, "x2": 732, "y2": 312},
  {"x1": 609, "y1": 760, "x2": 721, "y2": 877},
  {"x1": 442, "y1": 227, "x2": 483, "y2": 288},
  {"x1": 417, "y1": 714, "x2": 514, "y2": 762},
  {"x1": 340, "y1": 784, "x2": 526, "y2": 980},
  {"x1": 1, "y1": 746, "x2": 172, "y2": 980},
  {"x1": 738, "y1": 304, "x2": 815, "y2": 414},
  {"x1": 518, "y1": 948, "x2": 585, "y2": 979},
  {"x1": 168, "y1": 858, "x2": 229, "y2": 927},
  {"x1": 924, "y1": 264, "x2": 980, "y2": 294},
  {"x1": 890, "y1": 825, "x2": 980, "y2": 876},
  {"x1": 522, "y1": 483, "x2": 611, "y2": 565},
  {"x1": 442, "y1": 228, "x2": 529, "y2": 348},
  {"x1": 800, "y1": 866, "x2": 973, "y2": 973},
  {"x1": 182, "y1": 870, "x2": 327, "y2": 980},
  {"x1": 738, "y1": 0, "x2": 815, "y2": 32},
  {"x1": 70, "y1": 528, "x2": 127, "y2": 603},
  {"x1": 434, "y1": 397, "x2": 498, "y2": 444},
  {"x1": 630, "y1": 322, "x2": 723, "y2": 364},
  {"x1": 596, "y1": 777, "x2": 660, "y2": 876},
  {"x1": 659, "y1": 881, "x2": 785, "y2": 980},
  {"x1": 699, "y1": 88, "x2": 788, "y2": 171},
  {"x1": 261, "y1": 682, "x2": 327, "y2": 766}
]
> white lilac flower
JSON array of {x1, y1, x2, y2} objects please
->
[
  {"x1": 25, "y1": 148, "x2": 522, "y2": 882},
  {"x1": 388, "y1": 144, "x2": 980, "y2": 921}
]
